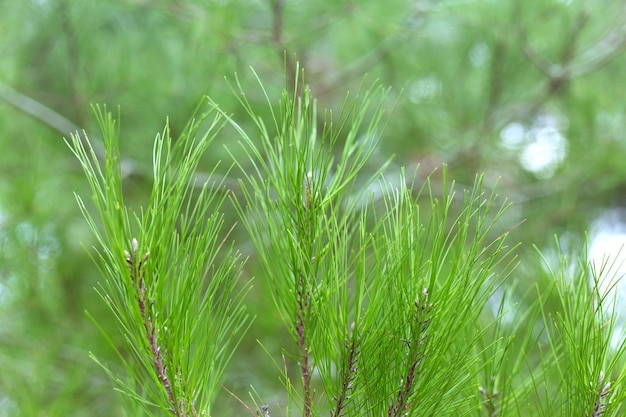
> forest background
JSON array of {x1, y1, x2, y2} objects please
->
[{"x1": 2, "y1": 0, "x2": 626, "y2": 415}]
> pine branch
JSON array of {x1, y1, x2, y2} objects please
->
[
  {"x1": 590, "y1": 371, "x2": 611, "y2": 417},
  {"x1": 478, "y1": 385, "x2": 498, "y2": 417},
  {"x1": 331, "y1": 332, "x2": 359, "y2": 417},
  {"x1": 125, "y1": 238, "x2": 197, "y2": 417},
  {"x1": 296, "y1": 172, "x2": 316, "y2": 417},
  {"x1": 70, "y1": 103, "x2": 250, "y2": 416},
  {"x1": 388, "y1": 289, "x2": 431, "y2": 417},
  {"x1": 295, "y1": 269, "x2": 313, "y2": 417}
]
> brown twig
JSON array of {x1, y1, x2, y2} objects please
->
[
  {"x1": 590, "y1": 371, "x2": 611, "y2": 417},
  {"x1": 387, "y1": 289, "x2": 431, "y2": 417},
  {"x1": 478, "y1": 385, "x2": 498, "y2": 417},
  {"x1": 296, "y1": 270, "x2": 313, "y2": 417},
  {"x1": 331, "y1": 331, "x2": 360, "y2": 417},
  {"x1": 293, "y1": 173, "x2": 318, "y2": 417},
  {"x1": 125, "y1": 238, "x2": 197, "y2": 417}
]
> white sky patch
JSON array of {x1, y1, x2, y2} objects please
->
[
  {"x1": 408, "y1": 75, "x2": 442, "y2": 104},
  {"x1": 500, "y1": 114, "x2": 568, "y2": 178},
  {"x1": 589, "y1": 209, "x2": 626, "y2": 347},
  {"x1": 469, "y1": 42, "x2": 490, "y2": 67},
  {"x1": 590, "y1": 209, "x2": 626, "y2": 305},
  {"x1": 500, "y1": 122, "x2": 526, "y2": 149}
]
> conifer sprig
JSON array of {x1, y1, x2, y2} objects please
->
[
  {"x1": 68, "y1": 70, "x2": 626, "y2": 416},
  {"x1": 220, "y1": 69, "x2": 518, "y2": 416},
  {"x1": 68, "y1": 102, "x2": 251, "y2": 416}
]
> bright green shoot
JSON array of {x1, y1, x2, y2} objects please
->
[
  {"x1": 220, "y1": 69, "x2": 519, "y2": 416},
  {"x1": 68, "y1": 102, "x2": 251, "y2": 416},
  {"x1": 69, "y1": 69, "x2": 626, "y2": 417}
]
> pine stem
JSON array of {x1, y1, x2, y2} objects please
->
[
  {"x1": 296, "y1": 270, "x2": 313, "y2": 417},
  {"x1": 388, "y1": 290, "x2": 430, "y2": 417},
  {"x1": 126, "y1": 238, "x2": 198, "y2": 417},
  {"x1": 296, "y1": 174, "x2": 316, "y2": 417},
  {"x1": 590, "y1": 371, "x2": 611, "y2": 417},
  {"x1": 332, "y1": 334, "x2": 359, "y2": 417},
  {"x1": 478, "y1": 386, "x2": 498, "y2": 417}
]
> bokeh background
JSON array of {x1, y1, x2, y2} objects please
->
[{"x1": 2, "y1": 0, "x2": 626, "y2": 415}]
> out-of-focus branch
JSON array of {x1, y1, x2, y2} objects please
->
[
  {"x1": 314, "y1": 26, "x2": 419, "y2": 99},
  {"x1": 59, "y1": 0, "x2": 87, "y2": 127},
  {"x1": 521, "y1": 8, "x2": 626, "y2": 97},
  {"x1": 0, "y1": 81, "x2": 101, "y2": 155},
  {"x1": 501, "y1": 7, "x2": 626, "y2": 131},
  {"x1": 482, "y1": 40, "x2": 507, "y2": 131},
  {"x1": 270, "y1": 0, "x2": 299, "y2": 95},
  {"x1": 0, "y1": 82, "x2": 143, "y2": 178},
  {"x1": 521, "y1": 9, "x2": 590, "y2": 96},
  {"x1": 560, "y1": 10, "x2": 590, "y2": 66},
  {"x1": 571, "y1": 24, "x2": 626, "y2": 77},
  {"x1": 0, "y1": 82, "x2": 241, "y2": 191}
]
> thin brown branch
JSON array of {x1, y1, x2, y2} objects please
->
[
  {"x1": 331, "y1": 332, "x2": 360, "y2": 417},
  {"x1": 296, "y1": 270, "x2": 313, "y2": 417},
  {"x1": 387, "y1": 289, "x2": 431, "y2": 417},
  {"x1": 478, "y1": 385, "x2": 498, "y2": 417},
  {"x1": 126, "y1": 238, "x2": 198, "y2": 417},
  {"x1": 294, "y1": 173, "x2": 317, "y2": 417},
  {"x1": 590, "y1": 371, "x2": 611, "y2": 417}
]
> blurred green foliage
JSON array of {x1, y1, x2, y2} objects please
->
[{"x1": 1, "y1": 0, "x2": 626, "y2": 415}]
